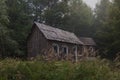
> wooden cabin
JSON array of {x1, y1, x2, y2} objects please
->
[
  {"x1": 27, "y1": 22, "x2": 84, "y2": 61},
  {"x1": 79, "y1": 37, "x2": 96, "y2": 57}
]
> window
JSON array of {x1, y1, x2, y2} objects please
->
[
  {"x1": 53, "y1": 44, "x2": 59, "y2": 54},
  {"x1": 73, "y1": 46, "x2": 78, "y2": 62},
  {"x1": 89, "y1": 47, "x2": 94, "y2": 52},
  {"x1": 62, "y1": 46, "x2": 68, "y2": 54},
  {"x1": 73, "y1": 46, "x2": 77, "y2": 54},
  {"x1": 88, "y1": 47, "x2": 95, "y2": 57}
]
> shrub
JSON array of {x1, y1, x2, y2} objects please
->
[{"x1": 0, "y1": 58, "x2": 120, "y2": 80}]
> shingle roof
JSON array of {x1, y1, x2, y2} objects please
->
[
  {"x1": 79, "y1": 37, "x2": 96, "y2": 46},
  {"x1": 35, "y1": 22, "x2": 83, "y2": 45}
]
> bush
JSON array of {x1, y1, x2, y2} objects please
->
[{"x1": 0, "y1": 58, "x2": 120, "y2": 80}]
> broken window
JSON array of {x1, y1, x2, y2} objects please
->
[
  {"x1": 62, "y1": 46, "x2": 68, "y2": 54},
  {"x1": 53, "y1": 44, "x2": 59, "y2": 54},
  {"x1": 73, "y1": 46, "x2": 77, "y2": 54}
]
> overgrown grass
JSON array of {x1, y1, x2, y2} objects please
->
[{"x1": 0, "y1": 58, "x2": 120, "y2": 80}]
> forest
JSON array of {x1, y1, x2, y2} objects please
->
[{"x1": 0, "y1": 0, "x2": 120, "y2": 60}]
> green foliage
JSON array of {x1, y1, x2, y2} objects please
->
[
  {"x1": 0, "y1": 0, "x2": 94, "y2": 58},
  {"x1": 95, "y1": 0, "x2": 120, "y2": 59},
  {"x1": 43, "y1": 0, "x2": 94, "y2": 36},
  {"x1": 66, "y1": 0, "x2": 94, "y2": 36},
  {"x1": 94, "y1": 0, "x2": 111, "y2": 58},
  {"x1": 1, "y1": 0, "x2": 119, "y2": 60},
  {"x1": 0, "y1": 59, "x2": 120, "y2": 80},
  {"x1": 0, "y1": 0, "x2": 20, "y2": 58},
  {"x1": 0, "y1": 0, "x2": 8, "y2": 25},
  {"x1": 4, "y1": 0, "x2": 33, "y2": 57},
  {"x1": 43, "y1": 0, "x2": 69, "y2": 28}
]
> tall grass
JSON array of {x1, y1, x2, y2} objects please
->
[{"x1": 0, "y1": 58, "x2": 120, "y2": 80}]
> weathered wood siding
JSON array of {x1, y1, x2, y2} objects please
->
[
  {"x1": 83, "y1": 45, "x2": 96, "y2": 57},
  {"x1": 27, "y1": 25, "x2": 48, "y2": 57},
  {"x1": 46, "y1": 40, "x2": 83, "y2": 61},
  {"x1": 27, "y1": 24, "x2": 83, "y2": 62}
]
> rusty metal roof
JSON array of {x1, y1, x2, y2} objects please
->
[
  {"x1": 35, "y1": 22, "x2": 83, "y2": 45},
  {"x1": 79, "y1": 37, "x2": 96, "y2": 46}
]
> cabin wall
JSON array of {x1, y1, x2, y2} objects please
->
[
  {"x1": 27, "y1": 25, "x2": 48, "y2": 58},
  {"x1": 46, "y1": 40, "x2": 83, "y2": 61},
  {"x1": 27, "y1": 25, "x2": 84, "y2": 61},
  {"x1": 83, "y1": 45, "x2": 96, "y2": 57}
]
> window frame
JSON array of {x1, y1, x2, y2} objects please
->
[
  {"x1": 89, "y1": 46, "x2": 94, "y2": 52},
  {"x1": 62, "y1": 45, "x2": 68, "y2": 55},
  {"x1": 73, "y1": 46, "x2": 77, "y2": 54},
  {"x1": 73, "y1": 45, "x2": 78, "y2": 62},
  {"x1": 52, "y1": 43, "x2": 59, "y2": 55}
]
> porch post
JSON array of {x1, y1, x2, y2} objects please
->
[{"x1": 75, "y1": 46, "x2": 78, "y2": 62}]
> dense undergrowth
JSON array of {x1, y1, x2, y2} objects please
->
[{"x1": 0, "y1": 58, "x2": 120, "y2": 80}]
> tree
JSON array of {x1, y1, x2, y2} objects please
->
[
  {"x1": 94, "y1": 0, "x2": 110, "y2": 27},
  {"x1": 43, "y1": 0, "x2": 70, "y2": 28},
  {"x1": 0, "y1": 0, "x2": 9, "y2": 56},
  {"x1": 6, "y1": 0, "x2": 33, "y2": 57},
  {"x1": 94, "y1": 0, "x2": 111, "y2": 58},
  {"x1": 0, "y1": 0, "x2": 19, "y2": 58},
  {"x1": 95, "y1": 0, "x2": 120, "y2": 59},
  {"x1": 104, "y1": 0, "x2": 120, "y2": 59},
  {"x1": 29, "y1": 0, "x2": 94, "y2": 37},
  {"x1": 65, "y1": 0, "x2": 94, "y2": 36},
  {"x1": 28, "y1": 0, "x2": 60, "y2": 22},
  {"x1": 0, "y1": 0, "x2": 94, "y2": 58}
]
